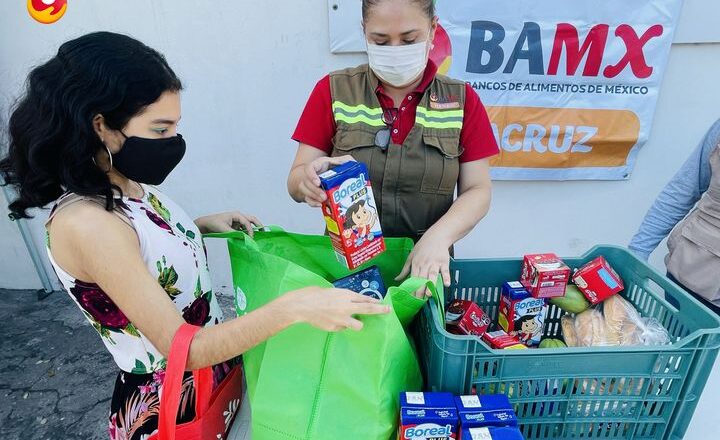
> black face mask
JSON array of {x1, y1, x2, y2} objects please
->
[{"x1": 112, "y1": 133, "x2": 186, "y2": 185}]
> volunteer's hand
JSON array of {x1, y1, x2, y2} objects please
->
[
  {"x1": 195, "y1": 212, "x2": 264, "y2": 236},
  {"x1": 298, "y1": 155, "x2": 355, "y2": 207},
  {"x1": 395, "y1": 230, "x2": 453, "y2": 298},
  {"x1": 282, "y1": 286, "x2": 390, "y2": 331}
]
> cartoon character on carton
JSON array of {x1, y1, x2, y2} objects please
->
[
  {"x1": 512, "y1": 315, "x2": 543, "y2": 345},
  {"x1": 343, "y1": 200, "x2": 378, "y2": 246}
]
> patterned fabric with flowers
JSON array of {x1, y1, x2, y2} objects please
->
[
  {"x1": 106, "y1": 360, "x2": 237, "y2": 440},
  {"x1": 46, "y1": 186, "x2": 229, "y2": 440}
]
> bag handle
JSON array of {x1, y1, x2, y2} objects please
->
[
  {"x1": 203, "y1": 225, "x2": 285, "y2": 239},
  {"x1": 157, "y1": 324, "x2": 214, "y2": 440},
  {"x1": 203, "y1": 225, "x2": 286, "y2": 250},
  {"x1": 398, "y1": 275, "x2": 445, "y2": 315},
  {"x1": 397, "y1": 276, "x2": 439, "y2": 299},
  {"x1": 391, "y1": 276, "x2": 446, "y2": 327},
  {"x1": 203, "y1": 230, "x2": 259, "y2": 251}
]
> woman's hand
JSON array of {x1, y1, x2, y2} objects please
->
[
  {"x1": 280, "y1": 286, "x2": 390, "y2": 331},
  {"x1": 395, "y1": 230, "x2": 453, "y2": 298},
  {"x1": 296, "y1": 155, "x2": 355, "y2": 207},
  {"x1": 393, "y1": 160, "x2": 493, "y2": 298},
  {"x1": 288, "y1": 144, "x2": 355, "y2": 207},
  {"x1": 195, "y1": 212, "x2": 263, "y2": 236}
]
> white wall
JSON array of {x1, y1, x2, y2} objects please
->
[{"x1": 0, "y1": 0, "x2": 719, "y2": 294}]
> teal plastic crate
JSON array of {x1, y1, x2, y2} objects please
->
[{"x1": 415, "y1": 246, "x2": 720, "y2": 440}]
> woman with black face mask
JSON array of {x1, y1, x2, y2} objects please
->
[{"x1": 0, "y1": 32, "x2": 388, "y2": 439}]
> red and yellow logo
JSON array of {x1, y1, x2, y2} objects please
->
[
  {"x1": 430, "y1": 23, "x2": 453, "y2": 75},
  {"x1": 27, "y1": 0, "x2": 67, "y2": 24}
]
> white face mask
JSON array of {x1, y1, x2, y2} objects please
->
[{"x1": 367, "y1": 35, "x2": 430, "y2": 88}]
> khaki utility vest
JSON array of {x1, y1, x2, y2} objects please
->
[
  {"x1": 667, "y1": 144, "x2": 720, "y2": 304},
  {"x1": 329, "y1": 64, "x2": 465, "y2": 242}
]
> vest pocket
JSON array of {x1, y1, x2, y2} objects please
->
[
  {"x1": 666, "y1": 216, "x2": 720, "y2": 302},
  {"x1": 332, "y1": 128, "x2": 376, "y2": 150},
  {"x1": 421, "y1": 134, "x2": 462, "y2": 195},
  {"x1": 331, "y1": 128, "x2": 377, "y2": 161}
]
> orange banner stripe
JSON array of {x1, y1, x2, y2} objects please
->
[{"x1": 486, "y1": 106, "x2": 640, "y2": 168}]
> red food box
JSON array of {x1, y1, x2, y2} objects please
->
[
  {"x1": 521, "y1": 253, "x2": 571, "y2": 299},
  {"x1": 572, "y1": 256, "x2": 624, "y2": 304},
  {"x1": 319, "y1": 161, "x2": 385, "y2": 270},
  {"x1": 482, "y1": 330, "x2": 528, "y2": 350},
  {"x1": 445, "y1": 300, "x2": 491, "y2": 337}
]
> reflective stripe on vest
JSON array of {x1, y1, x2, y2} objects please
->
[
  {"x1": 332, "y1": 101, "x2": 385, "y2": 127},
  {"x1": 415, "y1": 106, "x2": 464, "y2": 129}
]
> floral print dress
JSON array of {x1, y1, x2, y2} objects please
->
[{"x1": 46, "y1": 186, "x2": 231, "y2": 440}]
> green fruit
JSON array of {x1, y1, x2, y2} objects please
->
[
  {"x1": 539, "y1": 338, "x2": 567, "y2": 349},
  {"x1": 550, "y1": 284, "x2": 591, "y2": 314}
]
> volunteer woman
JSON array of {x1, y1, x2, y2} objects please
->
[
  {"x1": 629, "y1": 120, "x2": 720, "y2": 314},
  {"x1": 0, "y1": 32, "x2": 388, "y2": 439},
  {"x1": 288, "y1": 0, "x2": 498, "y2": 295}
]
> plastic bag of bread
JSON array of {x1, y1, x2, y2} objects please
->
[
  {"x1": 638, "y1": 317, "x2": 670, "y2": 345},
  {"x1": 561, "y1": 315, "x2": 578, "y2": 347},
  {"x1": 573, "y1": 309, "x2": 611, "y2": 347},
  {"x1": 603, "y1": 295, "x2": 641, "y2": 345},
  {"x1": 603, "y1": 295, "x2": 670, "y2": 346},
  {"x1": 559, "y1": 296, "x2": 670, "y2": 348}
]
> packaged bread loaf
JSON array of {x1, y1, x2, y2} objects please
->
[
  {"x1": 573, "y1": 310, "x2": 596, "y2": 347},
  {"x1": 603, "y1": 295, "x2": 646, "y2": 345},
  {"x1": 561, "y1": 315, "x2": 578, "y2": 347}
]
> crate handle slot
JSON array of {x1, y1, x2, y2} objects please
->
[{"x1": 641, "y1": 277, "x2": 680, "y2": 313}]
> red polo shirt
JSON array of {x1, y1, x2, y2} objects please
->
[{"x1": 292, "y1": 61, "x2": 499, "y2": 163}]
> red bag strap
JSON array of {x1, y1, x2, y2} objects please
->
[
  {"x1": 157, "y1": 324, "x2": 213, "y2": 440},
  {"x1": 192, "y1": 367, "x2": 213, "y2": 417}
]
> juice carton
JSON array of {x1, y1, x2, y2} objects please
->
[
  {"x1": 459, "y1": 412, "x2": 519, "y2": 429},
  {"x1": 446, "y1": 300, "x2": 492, "y2": 337},
  {"x1": 460, "y1": 427, "x2": 525, "y2": 440},
  {"x1": 520, "y1": 253, "x2": 571, "y2": 299},
  {"x1": 455, "y1": 394, "x2": 518, "y2": 429},
  {"x1": 455, "y1": 394, "x2": 514, "y2": 414},
  {"x1": 319, "y1": 161, "x2": 385, "y2": 269},
  {"x1": 498, "y1": 282, "x2": 548, "y2": 347},
  {"x1": 482, "y1": 330, "x2": 528, "y2": 350},
  {"x1": 333, "y1": 265, "x2": 387, "y2": 300},
  {"x1": 398, "y1": 392, "x2": 458, "y2": 440},
  {"x1": 572, "y1": 256, "x2": 625, "y2": 304}
]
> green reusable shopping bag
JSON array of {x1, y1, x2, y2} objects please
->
[{"x1": 206, "y1": 228, "x2": 444, "y2": 440}]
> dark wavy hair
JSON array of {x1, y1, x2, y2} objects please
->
[{"x1": 0, "y1": 31, "x2": 182, "y2": 219}]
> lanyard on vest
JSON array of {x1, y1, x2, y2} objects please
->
[{"x1": 374, "y1": 109, "x2": 398, "y2": 151}]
